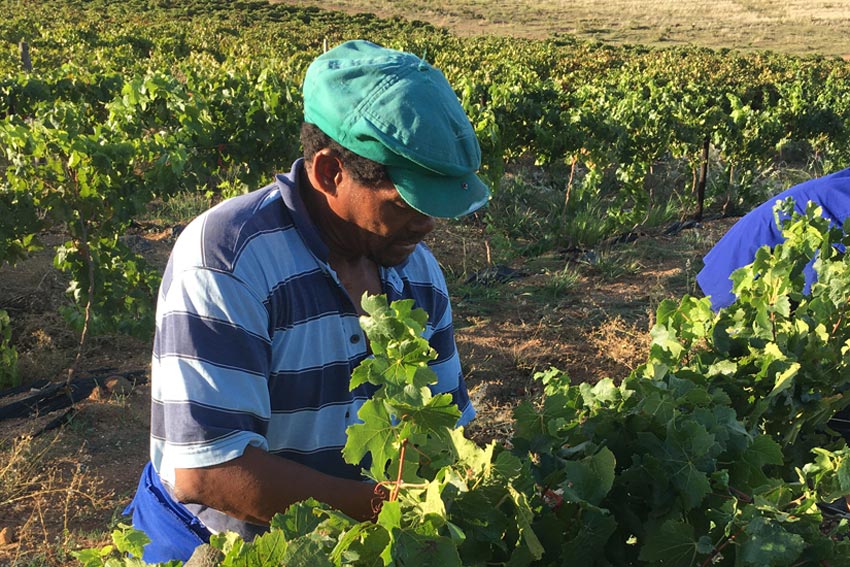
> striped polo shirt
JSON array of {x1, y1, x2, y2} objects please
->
[{"x1": 149, "y1": 159, "x2": 474, "y2": 536}]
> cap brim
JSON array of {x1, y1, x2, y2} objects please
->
[{"x1": 387, "y1": 166, "x2": 490, "y2": 219}]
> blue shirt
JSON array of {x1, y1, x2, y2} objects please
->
[
  {"x1": 697, "y1": 167, "x2": 850, "y2": 310},
  {"x1": 148, "y1": 159, "x2": 474, "y2": 536}
]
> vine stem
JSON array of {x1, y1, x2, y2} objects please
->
[
  {"x1": 728, "y1": 485, "x2": 754, "y2": 504},
  {"x1": 830, "y1": 297, "x2": 848, "y2": 337},
  {"x1": 700, "y1": 529, "x2": 741, "y2": 567},
  {"x1": 563, "y1": 155, "x2": 577, "y2": 215},
  {"x1": 377, "y1": 480, "x2": 428, "y2": 492},
  {"x1": 66, "y1": 167, "x2": 95, "y2": 387},
  {"x1": 833, "y1": 314, "x2": 844, "y2": 337},
  {"x1": 390, "y1": 439, "x2": 408, "y2": 502}
]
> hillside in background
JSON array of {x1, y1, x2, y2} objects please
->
[{"x1": 275, "y1": 0, "x2": 850, "y2": 59}]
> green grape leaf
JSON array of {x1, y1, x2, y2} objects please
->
[
  {"x1": 388, "y1": 531, "x2": 463, "y2": 567},
  {"x1": 331, "y1": 523, "x2": 390, "y2": 567},
  {"x1": 377, "y1": 501, "x2": 402, "y2": 566},
  {"x1": 649, "y1": 325, "x2": 686, "y2": 361},
  {"x1": 71, "y1": 546, "x2": 113, "y2": 567},
  {"x1": 378, "y1": 499, "x2": 402, "y2": 532},
  {"x1": 558, "y1": 509, "x2": 617, "y2": 563},
  {"x1": 343, "y1": 399, "x2": 396, "y2": 479},
  {"x1": 111, "y1": 524, "x2": 149, "y2": 558},
  {"x1": 668, "y1": 418, "x2": 717, "y2": 458},
  {"x1": 707, "y1": 359, "x2": 738, "y2": 377},
  {"x1": 639, "y1": 391, "x2": 676, "y2": 425},
  {"x1": 643, "y1": 419, "x2": 716, "y2": 510},
  {"x1": 513, "y1": 390, "x2": 580, "y2": 452},
  {"x1": 696, "y1": 536, "x2": 715, "y2": 555},
  {"x1": 414, "y1": 478, "x2": 448, "y2": 520},
  {"x1": 768, "y1": 361, "x2": 800, "y2": 399},
  {"x1": 210, "y1": 531, "x2": 244, "y2": 557},
  {"x1": 560, "y1": 446, "x2": 616, "y2": 506},
  {"x1": 638, "y1": 519, "x2": 699, "y2": 566},
  {"x1": 740, "y1": 516, "x2": 806, "y2": 566},
  {"x1": 270, "y1": 499, "x2": 327, "y2": 539},
  {"x1": 838, "y1": 455, "x2": 850, "y2": 494},
  {"x1": 350, "y1": 357, "x2": 390, "y2": 390},
  {"x1": 492, "y1": 450, "x2": 527, "y2": 484},
  {"x1": 219, "y1": 529, "x2": 290, "y2": 567},
  {"x1": 508, "y1": 484, "x2": 544, "y2": 560},
  {"x1": 449, "y1": 427, "x2": 495, "y2": 477},
  {"x1": 654, "y1": 298, "x2": 681, "y2": 326},
  {"x1": 733, "y1": 435, "x2": 784, "y2": 490},
  {"x1": 391, "y1": 392, "x2": 461, "y2": 437},
  {"x1": 277, "y1": 535, "x2": 332, "y2": 567},
  {"x1": 381, "y1": 351, "x2": 430, "y2": 389}
]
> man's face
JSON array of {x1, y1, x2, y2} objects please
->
[{"x1": 330, "y1": 172, "x2": 436, "y2": 267}]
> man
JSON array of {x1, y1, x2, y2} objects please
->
[
  {"x1": 125, "y1": 39, "x2": 490, "y2": 562},
  {"x1": 697, "y1": 167, "x2": 850, "y2": 310}
]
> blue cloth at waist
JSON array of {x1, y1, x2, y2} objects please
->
[{"x1": 124, "y1": 461, "x2": 211, "y2": 563}]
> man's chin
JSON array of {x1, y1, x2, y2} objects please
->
[{"x1": 372, "y1": 242, "x2": 418, "y2": 267}]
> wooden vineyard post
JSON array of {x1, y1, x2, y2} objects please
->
[
  {"x1": 696, "y1": 136, "x2": 709, "y2": 220},
  {"x1": 20, "y1": 40, "x2": 32, "y2": 71}
]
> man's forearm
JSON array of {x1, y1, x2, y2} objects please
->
[{"x1": 173, "y1": 445, "x2": 382, "y2": 524}]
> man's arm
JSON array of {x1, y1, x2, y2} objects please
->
[{"x1": 173, "y1": 445, "x2": 384, "y2": 524}]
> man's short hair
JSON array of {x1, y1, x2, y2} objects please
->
[{"x1": 300, "y1": 122, "x2": 387, "y2": 187}]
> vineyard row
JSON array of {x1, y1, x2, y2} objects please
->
[{"x1": 1, "y1": 0, "x2": 850, "y2": 378}]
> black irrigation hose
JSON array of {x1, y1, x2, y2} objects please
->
[
  {"x1": 0, "y1": 369, "x2": 148, "y2": 422},
  {"x1": 0, "y1": 379, "x2": 50, "y2": 401},
  {"x1": 31, "y1": 407, "x2": 77, "y2": 438}
]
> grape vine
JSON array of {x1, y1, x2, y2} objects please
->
[{"x1": 74, "y1": 203, "x2": 850, "y2": 565}]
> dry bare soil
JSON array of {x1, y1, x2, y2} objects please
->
[
  {"x1": 275, "y1": 0, "x2": 850, "y2": 59},
  {"x1": 0, "y1": 207, "x2": 737, "y2": 564}
]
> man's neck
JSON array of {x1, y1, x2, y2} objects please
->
[
  {"x1": 328, "y1": 253, "x2": 382, "y2": 316},
  {"x1": 298, "y1": 167, "x2": 381, "y2": 313},
  {"x1": 299, "y1": 166, "x2": 359, "y2": 261}
]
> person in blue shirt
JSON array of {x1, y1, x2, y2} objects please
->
[
  {"x1": 697, "y1": 167, "x2": 850, "y2": 310},
  {"x1": 696, "y1": 167, "x2": 850, "y2": 517},
  {"x1": 124, "y1": 40, "x2": 490, "y2": 562}
]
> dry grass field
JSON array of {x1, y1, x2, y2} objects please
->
[{"x1": 275, "y1": 0, "x2": 850, "y2": 58}]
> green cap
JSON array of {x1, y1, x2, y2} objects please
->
[{"x1": 303, "y1": 40, "x2": 490, "y2": 218}]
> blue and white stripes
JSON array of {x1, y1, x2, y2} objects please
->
[{"x1": 149, "y1": 160, "x2": 474, "y2": 535}]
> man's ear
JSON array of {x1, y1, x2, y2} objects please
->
[{"x1": 306, "y1": 149, "x2": 343, "y2": 196}]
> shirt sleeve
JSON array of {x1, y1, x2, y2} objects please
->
[
  {"x1": 697, "y1": 199, "x2": 787, "y2": 310},
  {"x1": 150, "y1": 265, "x2": 273, "y2": 482}
]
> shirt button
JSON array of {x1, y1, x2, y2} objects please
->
[{"x1": 350, "y1": 334, "x2": 361, "y2": 344}]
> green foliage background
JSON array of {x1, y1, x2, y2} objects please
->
[{"x1": 3, "y1": 0, "x2": 850, "y2": 358}]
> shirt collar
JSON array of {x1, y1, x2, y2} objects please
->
[{"x1": 274, "y1": 158, "x2": 330, "y2": 262}]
